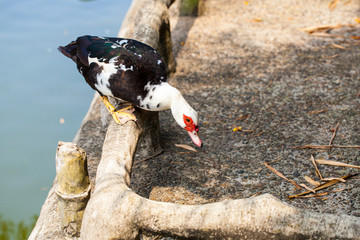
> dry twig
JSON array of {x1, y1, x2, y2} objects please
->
[
  {"x1": 328, "y1": 122, "x2": 340, "y2": 151},
  {"x1": 311, "y1": 155, "x2": 323, "y2": 180},
  {"x1": 322, "y1": 177, "x2": 346, "y2": 183},
  {"x1": 308, "y1": 109, "x2": 328, "y2": 115},
  {"x1": 264, "y1": 162, "x2": 301, "y2": 189},
  {"x1": 134, "y1": 151, "x2": 163, "y2": 165},
  {"x1": 293, "y1": 145, "x2": 360, "y2": 149},
  {"x1": 299, "y1": 184, "x2": 316, "y2": 193}
]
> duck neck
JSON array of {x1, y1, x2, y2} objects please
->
[
  {"x1": 168, "y1": 85, "x2": 191, "y2": 128},
  {"x1": 151, "y1": 82, "x2": 190, "y2": 128}
]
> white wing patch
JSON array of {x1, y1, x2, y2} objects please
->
[
  {"x1": 119, "y1": 64, "x2": 133, "y2": 71},
  {"x1": 117, "y1": 39, "x2": 128, "y2": 45},
  {"x1": 88, "y1": 55, "x2": 135, "y2": 96},
  {"x1": 88, "y1": 56, "x2": 118, "y2": 96}
]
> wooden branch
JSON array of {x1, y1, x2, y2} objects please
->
[{"x1": 55, "y1": 142, "x2": 90, "y2": 237}]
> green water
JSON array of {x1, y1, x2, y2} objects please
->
[{"x1": 0, "y1": 0, "x2": 131, "y2": 233}]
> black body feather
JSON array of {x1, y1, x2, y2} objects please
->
[{"x1": 58, "y1": 35, "x2": 167, "y2": 106}]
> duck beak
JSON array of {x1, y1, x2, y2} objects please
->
[{"x1": 188, "y1": 130, "x2": 203, "y2": 148}]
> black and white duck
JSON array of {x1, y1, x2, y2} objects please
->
[{"x1": 59, "y1": 35, "x2": 202, "y2": 147}]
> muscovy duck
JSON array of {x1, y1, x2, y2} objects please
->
[{"x1": 58, "y1": 35, "x2": 202, "y2": 147}]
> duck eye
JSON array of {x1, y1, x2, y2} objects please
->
[{"x1": 185, "y1": 118, "x2": 191, "y2": 123}]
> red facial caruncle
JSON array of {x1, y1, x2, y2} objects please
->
[{"x1": 183, "y1": 114, "x2": 202, "y2": 147}]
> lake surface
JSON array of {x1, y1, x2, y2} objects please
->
[{"x1": 0, "y1": 0, "x2": 131, "y2": 224}]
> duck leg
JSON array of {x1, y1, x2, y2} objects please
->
[{"x1": 100, "y1": 96, "x2": 137, "y2": 124}]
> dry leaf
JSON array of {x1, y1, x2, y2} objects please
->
[
  {"x1": 308, "y1": 109, "x2": 328, "y2": 115},
  {"x1": 328, "y1": 0, "x2": 339, "y2": 10},
  {"x1": 350, "y1": 35, "x2": 360, "y2": 40},
  {"x1": 332, "y1": 43, "x2": 346, "y2": 50},
  {"x1": 241, "y1": 129, "x2": 254, "y2": 133},
  {"x1": 327, "y1": 54, "x2": 340, "y2": 59},
  {"x1": 175, "y1": 144, "x2": 197, "y2": 152},
  {"x1": 252, "y1": 18, "x2": 263, "y2": 22},
  {"x1": 233, "y1": 127, "x2": 242, "y2": 132},
  {"x1": 264, "y1": 162, "x2": 301, "y2": 189},
  {"x1": 235, "y1": 114, "x2": 250, "y2": 121},
  {"x1": 253, "y1": 167, "x2": 263, "y2": 173},
  {"x1": 304, "y1": 176, "x2": 320, "y2": 186},
  {"x1": 315, "y1": 159, "x2": 360, "y2": 170}
]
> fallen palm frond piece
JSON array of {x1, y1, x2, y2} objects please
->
[
  {"x1": 264, "y1": 162, "x2": 301, "y2": 189},
  {"x1": 315, "y1": 159, "x2": 360, "y2": 170},
  {"x1": 293, "y1": 145, "x2": 360, "y2": 149},
  {"x1": 288, "y1": 174, "x2": 356, "y2": 199},
  {"x1": 175, "y1": 144, "x2": 198, "y2": 152}
]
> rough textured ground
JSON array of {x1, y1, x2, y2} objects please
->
[{"x1": 129, "y1": 1, "x2": 360, "y2": 237}]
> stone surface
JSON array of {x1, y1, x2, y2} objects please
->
[{"x1": 131, "y1": 1, "x2": 360, "y2": 235}]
